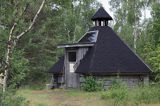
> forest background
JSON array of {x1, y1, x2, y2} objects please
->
[{"x1": 0, "y1": 0, "x2": 160, "y2": 90}]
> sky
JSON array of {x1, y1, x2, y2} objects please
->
[
  {"x1": 97, "y1": 0, "x2": 151, "y2": 20},
  {"x1": 97, "y1": 0, "x2": 113, "y2": 17}
]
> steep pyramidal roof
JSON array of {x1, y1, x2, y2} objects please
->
[
  {"x1": 91, "y1": 7, "x2": 113, "y2": 21},
  {"x1": 75, "y1": 26, "x2": 151, "y2": 75}
]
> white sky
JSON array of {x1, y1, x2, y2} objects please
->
[
  {"x1": 97, "y1": 0, "x2": 113, "y2": 17},
  {"x1": 97, "y1": 0, "x2": 151, "y2": 20}
]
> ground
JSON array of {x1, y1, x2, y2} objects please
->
[
  {"x1": 17, "y1": 89, "x2": 108, "y2": 106},
  {"x1": 17, "y1": 89, "x2": 160, "y2": 106}
]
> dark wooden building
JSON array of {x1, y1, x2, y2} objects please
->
[{"x1": 48, "y1": 7, "x2": 151, "y2": 89}]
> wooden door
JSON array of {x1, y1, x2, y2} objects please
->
[
  {"x1": 67, "y1": 63, "x2": 79, "y2": 88},
  {"x1": 65, "y1": 50, "x2": 79, "y2": 88}
]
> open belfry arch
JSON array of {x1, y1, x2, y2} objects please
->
[{"x1": 48, "y1": 7, "x2": 151, "y2": 89}]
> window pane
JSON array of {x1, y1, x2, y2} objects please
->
[
  {"x1": 68, "y1": 52, "x2": 76, "y2": 62},
  {"x1": 79, "y1": 31, "x2": 98, "y2": 43}
]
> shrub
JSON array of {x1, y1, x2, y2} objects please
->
[
  {"x1": 101, "y1": 80, "x2": 128, "y2": 105},
  {"x1": 82, "y1": 76, "x2": 102, "y2": 92},
  {"x1": 101, "y1": 81, "x2": 160, "y2": 105},
  {"x1": 0, "y1": 89, "x2": 29, "y2": 106},
  {"x1": 9, "y1": 50, "x2": 29, "y2": 88}
]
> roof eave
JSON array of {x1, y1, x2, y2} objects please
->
[
  {"x1": 57, "y1": 43, "x2": 95, "y2": 48},
  {"x1": 91, "y1": 17, "x2": 113, "y2": 21},
  {"x1": 75, "y1": 71, "x2": 151, "y2": 76}
]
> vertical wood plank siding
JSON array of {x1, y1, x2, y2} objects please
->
[
  {"x1": 74, "y1": 48, "x2": 88, "y2": 69},
  {"x1": 80, "y1": 75, "x2": 149, "y2": 90},
  {"x1": 64, "y1": 47, "x2": 88, "y2": 88}
]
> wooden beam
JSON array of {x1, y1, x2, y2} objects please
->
[{"x1": 57, "y1": 43, "x2": 94, "y2": 48}]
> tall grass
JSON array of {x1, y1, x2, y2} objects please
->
[
  {"x1": 101, "y1": 82, "x2": 160, "y2": 106},
  {"x1": 131, "y1": 85, "x2": 160, "y2": 104},
  {"x1": 0, "y1": 89, "x2": 29, "y2": 106},
  {"x1": 82, "y1": 77, "x2": 160, "y2": 105},
  {"x1": 101, "y1": 80, "x2": 129, "y2": 105}
]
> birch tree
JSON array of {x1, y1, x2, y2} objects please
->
[
  {"x1": 109, "y1": 0, "x2": 149, "y2": 51},
  {"x1": 1, "y1": 0, "x2": 45, "y2": 92},
  {"x1": 0, "y1": 0, "x2": 100, "y2": 90}
]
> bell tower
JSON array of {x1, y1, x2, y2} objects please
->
[{"x1": 91, "y1": 7, "x2": 113, "y2": 26}]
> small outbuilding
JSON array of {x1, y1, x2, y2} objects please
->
[{"x1": 48, "y1": 7, "x2": 151, "y2": 89}]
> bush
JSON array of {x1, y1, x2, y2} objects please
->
[
  {"x1": 101, "y1": 80, "x2": 128, "y2": 105},
  {"x1": 82, "y1": 76, "x2": 102, "y2": 92},
  {"x1": 0, "y1": 89, "x2": 29, "y2": 106},
  {"x1": 101, "y1": 81, "x2": 160, "y2": 105}
]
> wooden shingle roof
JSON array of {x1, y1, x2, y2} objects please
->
[{"x1": 75, "y1": 26, "x2": 151, "y2": 75}]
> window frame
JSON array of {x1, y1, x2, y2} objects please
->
[{"x1": 68, "y1": 51, "x2": 77, "y2": 63}]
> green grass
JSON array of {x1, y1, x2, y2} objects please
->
[
  {"x1": 16, "y1": 86, "x2": 160, "y2": 106},
  {"x1": 17, "y1": 89, "x2": 108, "y2": 106},
  {"x1": 101, "y1": 85, "x2": 160, "y2": 106}
]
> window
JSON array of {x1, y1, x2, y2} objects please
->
[
  {"x1": 88, "y1": 31, "x2": 98, "y2": 42},
  {"x1": 68, "y1": 51, "x2": 76, "y2": 62},
  {"x1": 78, "y1": 30, "x2": 98, "y2": 43}
]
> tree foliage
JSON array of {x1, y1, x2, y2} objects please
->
[
  {"x1": 110, "y1": 0, "x2": 160, "y2": 82},
  {"x1": 0, "y1": 0, "x2": 160, "y2": 89},
  {"x1": 0, "y1": 0, "x2": 100, "y2": 88}
]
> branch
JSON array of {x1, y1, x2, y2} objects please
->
[
  {"x1": 16, "y1": 0, "x2": 46, "y2": 40},
  {"x1": 8, "y1": 23, "x2": 17, "y2": 41},
  {"x1": 8, "y1": 4, "x2": 29, "y2": 42}
]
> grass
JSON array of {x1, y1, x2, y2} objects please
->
[
  {"x1": 17, "y1": 89, "x2": 108, "y2": 106},
  {"x1": 101, "y1": 84, "x2": 160, "y2": 106},
  {"x1": 17, "y1": 87, "x2": 160, "y2": 106}
]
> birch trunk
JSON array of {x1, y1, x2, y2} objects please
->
[
  {"x1": 3, "y1": 43, "x2": 12, "y2": 92},
  {"x1": 2, "y1": 0, "x2": 45, "y2": 92},
  {"x1": 3, "y1": 23, "x2": 16, "y2": 92}
]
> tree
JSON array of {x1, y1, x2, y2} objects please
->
[
  {"x1": 0, "y1": 0, "x2": 100, "y2": 91},
  {"x1": 23, "y1": 0, "x2": 100, "y2": 84},
  {"x1": 0, "y1": 0, "x2": 46, "y2": 92},
  {"x1": 109, "y1": 0, "x2": 149, "y2": 51},
  {"x1": 151, "y1": 3, "x2": 160, "y2": 46},
  {"x1": 142, "y1": 2, "x2": 160, "y2": 82}
]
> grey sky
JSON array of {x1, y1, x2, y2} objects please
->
[{"x1": 97, "y1": 0, "x2": 151, "y2": 20}]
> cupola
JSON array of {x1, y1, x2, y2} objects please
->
[{"x1": 91, "y1": 7, "x2": 113, "y2": 26}]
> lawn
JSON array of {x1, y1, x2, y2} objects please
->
[
  {"x1": 17, "y1": 89, "x2": 160, "y2": 106},
  {"x1": 17, "y1": 89, "x2": 108, "y2": 106}
]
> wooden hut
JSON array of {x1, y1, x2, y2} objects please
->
[{"x1": 48, "y1": 7, "x2": 151, "y2": 89}]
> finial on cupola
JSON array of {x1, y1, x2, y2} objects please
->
[{"x1": 91, "y1": 7, "x2": 113, "y2": 26}]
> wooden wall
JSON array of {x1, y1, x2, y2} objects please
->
[
  {"x1": 64, "y1": 47, "x2": 88, "y2": 88},
  {"x1": 52, "y1": 74, "x2": 149, "y2": 89},
  {"x1": 79, "y1": 75, "x2": 149, "y2": 90}
]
